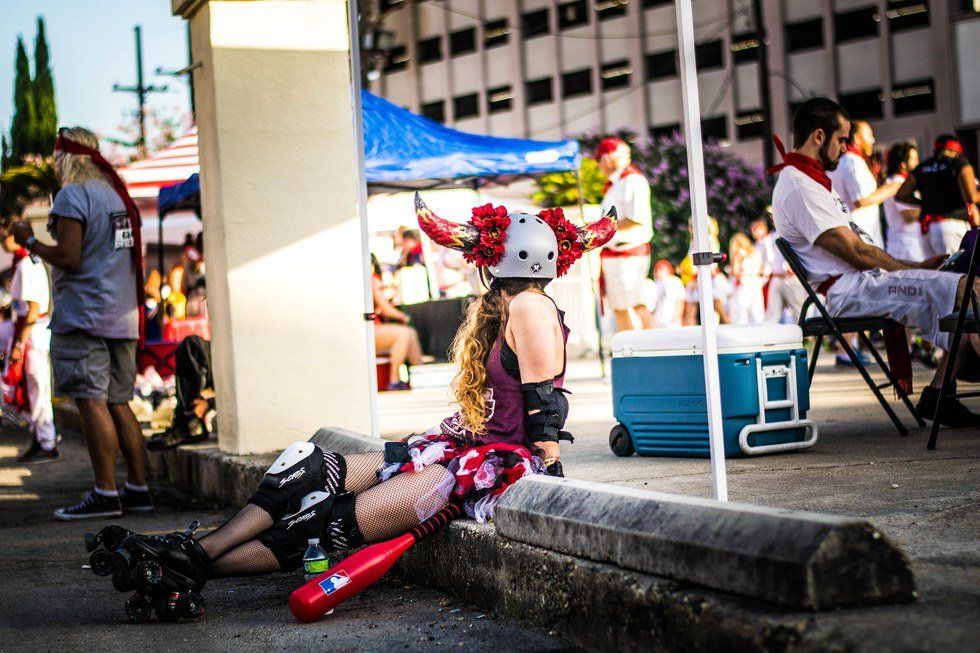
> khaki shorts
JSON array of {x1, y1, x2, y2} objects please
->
[
  {"x1": 50, "y1": 331, "x2": 137, "y2": 404},
  {"x1": 601, "y1": 254, "x2": 652, "y2": 310}
]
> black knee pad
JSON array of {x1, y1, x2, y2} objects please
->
[
  {"x1": 249, "y1": 442, "x2": 347, "y2": 521},
  {"x1": 258, "y1": 491, "x2": 363, "y2": 572}
]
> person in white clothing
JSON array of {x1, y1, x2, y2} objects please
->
[
  {"x1": 650, "y1": 259, "x2": 686, "y2": 328},
  {"x1": 2, "y1": 227, "x2": 56, "y2": 463},
  {"x1": 772, "y1": 97, "x2": 980, "y2": 427},
  {"x1": 727, "y1": 232, "x2": 765, "y2": 324},
  {"x1": 828, "y1": 120, "x2": 884, "y2": 248},
  {"x1": 596, "y1": 137, "x2": 654, "y2": 332},
  {"x1": 750, "y1": 217, "x2": 778, "y2": 279},
  {"x1": 880, "y1": 143, "x2": 923, "y2": 261}
]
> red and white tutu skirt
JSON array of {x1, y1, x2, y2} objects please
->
[{"x1": 378, "y1": 430, "x2": 547, "y2": 523}]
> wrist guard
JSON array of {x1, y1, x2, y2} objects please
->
[{"x1": 520, "y1": 380, "x2": 573, "y2": 444}]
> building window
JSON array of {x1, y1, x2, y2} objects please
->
[
  {"x1": 695, "y1": 40, "x2": 724, "y2": 71},
  {"x1": 484, "y1": 19, "x2": 510, "y2": 48},
  {"x1": 384, "y1": 45, "x2": 408, "y2": 73},
  {"x1": 421, "y1": 100, "x2": 445, "y2": 123},
  {"x1": 559, "y1": 1, "x2": 589, "y2": 30},
  {"x1": 649, "y1": 123, "x2": 681, "y2": 140},
  {"x1": 886, "y1": 0, "x2": 929, "y2": 32},
  {"x1": 526, "y1": 77, "x2": 554, "y2": 105},
  {"x1": 645, "y1": 49, "x2": 677, "y2": 81},
  {"x1": 701, "y1": 116, "x2": 728, "y2": 141},
  {"x1": 562, "y1": 68, "x2": 593, "y2": 97},
  {"x1": 785, "y1": 18, "x2": 824, "y2": 52},
  {"x1": 730, "y1": 32, "x2": 760, "y2": 64},
  {"x1": 892, "y1": 79, "x2": 935, "y2": 115},
  {"x1": 643, "y1": 0, "x2": 672, "y2": 7},
  {"x1": 453, "y1": 93, "x2": 479, "y2": 120},
  {"x1": 522, "y1": 8, "x2": 551, "y2": 38},
  {"x1": 834, "y1": 7, "x2": 879, "y2": 43},
  {"x1": 838, "y1": 88, "x2": 883, "y2": 119},
  {"x1": 450, "y1": 28, "x2": 476, "y2": 56},
  {"x1": 417, "y1": 36, "x2": 442, "y2": 64},
  {"x1": 596, "y1": 1, "x2": 628, "y2": 21},
  {"x1": 735, "y1": 110, "x2": 765, "y2": 140},
  {"x1": 379, "y1": 0, "x2": 406, "y2": 9},
  {"x1": 601, "y1": 60, "x2": 632, "y2": 90},
  {"x1": 487, "y1": 85, "x2": 513, "y2": 113}
]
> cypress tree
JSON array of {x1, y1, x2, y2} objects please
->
[
  {"x1": 10, "y1": 36, "x2": 34, "y2": 163},
  {"x1": 31, "y1": 17, "x2": 57, "y2": 156}
]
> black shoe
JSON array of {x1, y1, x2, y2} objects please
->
[
  {"x1": 17, "y1": 440, "x2": 60, "y2": 465},
  {"x1": 147, "y1": 420, "x2": 209, "y2": 452},
  {"x1": 917, "y1": 387, "x2": 980, "y2": 428},
  {"x1": 55, "y1": 491, "x2": 123, "y2": 521},
  {"x1": 119, "y1": 488, "x2": 155, "y2": 513}
]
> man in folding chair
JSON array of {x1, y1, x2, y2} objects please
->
[{"x1": 771, "y1": 98, "x2": 980, "y2": 428}]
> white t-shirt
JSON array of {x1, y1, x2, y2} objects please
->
[
  {"x1": 652, "y1": 275, "x2": 685, "y2": 327},
  {"x1": 11, "y1": 254, "x2": 51, "y2": 350},
  {"x1": 772, "y1": 166, "x2": 857, "y2": 283},
  {"x1": 755, "y1": 233, "x2": 778, "y2": 276},
  {"x1": 828, "y1": 151, "x2": 882, "y2": 247},
  {"x1": 882, "y1": 174, "x2": 921, "y2": 245},
  {"x1": 601, "y1": 168, "x2": 652, "y2": 249}
]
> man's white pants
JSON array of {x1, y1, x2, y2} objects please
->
[
  {"x1": 926, "y1": 220, "x2": 968, "y2": 257},
  {"x1": 601, "y1": 254, "x2": 651, "y2": 310},
  {"x1": 24, "y1": 347, "x2": 56, "y2": 449},
  {"x1": 827, "y1": 268, "x2": 960, "y2": 350},
  {"x1": 765, "y1": 275, "x2": 808, "y2": 323}
]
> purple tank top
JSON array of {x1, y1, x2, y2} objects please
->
[{"x1": 439, "y1": 299, "x2": 570, "y2": 446}]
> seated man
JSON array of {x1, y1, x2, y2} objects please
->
[
  {"x1": 772, "y1": 97, "x2": 980, "y2": 427},
  {"x1": 147, "y1": 335, "x2": 214, "y2": 450}
]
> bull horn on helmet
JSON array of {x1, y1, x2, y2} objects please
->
[
  {"x1": 577, "y1": 206, "x2": 618, "y2": 251},
  {"x1": 415, "y1": 192, "x2": 481, "y2": 252}
]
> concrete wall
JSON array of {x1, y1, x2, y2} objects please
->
[{"x1": 176, "y1": 0, "x2": 374, "y2": 454}]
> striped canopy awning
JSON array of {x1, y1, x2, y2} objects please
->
[{"x1": 118, "y1": 130, "x2": 200, "y2": 201}]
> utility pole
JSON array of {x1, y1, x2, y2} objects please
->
[
  {"x1": 751, "y1": 0, "x2": 775, "y2": 172},
  {"x1": 113, "y1": 25, "x2": 168, "y2": 157},
  {"x1": 156, "y1": 25, "x2": 201, "y2": 120}
]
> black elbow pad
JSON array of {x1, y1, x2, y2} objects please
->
[{"x1": 520, "y1": 380, "x2": 573, "y2": 443}]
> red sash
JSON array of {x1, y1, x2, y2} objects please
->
[{"x1": 55, "y1": 134, "x2": 146, "y2": 345}]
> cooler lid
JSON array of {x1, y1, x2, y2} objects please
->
[{"x1": 612, "y1": 324, "x2": 804, "y2": 357}]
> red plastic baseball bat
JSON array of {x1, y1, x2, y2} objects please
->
[{"x1": 289, "y1": 503, "x2": 462, "y2": 622}]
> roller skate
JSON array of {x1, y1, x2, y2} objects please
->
[{"x1": 84, "y1": 521, "x2": 210, "y2": 624}]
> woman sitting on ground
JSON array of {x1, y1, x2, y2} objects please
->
[{"x1": 119, "y1": 194, "x2": 616, "y2": 589}]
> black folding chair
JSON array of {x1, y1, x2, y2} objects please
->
[
  {"x1": 775, "y1": 238, "x2": 924, "y2": 436},
  {"x1": 928, "y1": 229, "x2": 980, "y2": 450}
]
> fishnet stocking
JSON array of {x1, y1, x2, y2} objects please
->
[
  {"x1": 355, "y1": 464, "x2": 453, "y2": 543},
  {"x1": 209, "y1": 540, "x2": 281, "y2": 577},
  {"x1": 345, "y1": 451, "x2": 385, "y2": 493},
  {"x1": 199, "y1": 504, "x2": 273, "y2": 560}
]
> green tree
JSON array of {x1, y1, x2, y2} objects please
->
[
  {"x1": 10, "y1": 36, "x2": 34, "y2": 163},
  {"x1": 31, "y1": 17, "x2": 57, "y2": 156},
  {"x1": 532, "y1": 157, "x2": 606, "y2": 208}
]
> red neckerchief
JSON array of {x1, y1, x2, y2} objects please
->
[
  {"x1": 845, "y1": 143, "x2": 867, "y2": 161},
  {"x1": 602, "y1": 163, "x2": 642, "y2": 194},
  {"x1": 768, "y1": 136, "x2": 832, "y2": 192},
  {"x1": 54, "y1": 134, "x2": 146, "y2": 345},
  {"x1": 12, "y1": 248, "x2": 29, "y2": 265}
]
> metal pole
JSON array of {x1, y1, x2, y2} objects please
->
[
  {"x1": 676, "y1": 0, "x2": 729, "y2": 501},
  {"x1": 751, "y1": 0, "x2": 775, "y2": 172},
  {"x1": 348, "y1": 0, "x2": 380, "y2": 439},
  {"x1": 135, "y1": 26, "x2": 147, "y2": 157},
  {"x1": 158, "y1": 211, "x2": 164, "y2": 277}
]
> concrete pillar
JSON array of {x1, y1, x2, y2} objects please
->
[{"x1": 173, "y1": 0, "x2": 375, "y2": 454}]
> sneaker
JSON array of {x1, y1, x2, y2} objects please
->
[
  {"x1": 119, "y1": 487, "x2": 155, "y2": 513},
  {"x1": 835, "y1": 353, "x2": 874, "y2": 367},
  {"x1": 386, "y1": 380, "x2": 411, "y2": 391},
  {"x1": 54, "y1": 491, "x2": 123, "y2": 521},
  {"x1": 146, "y1": 420, "x2": 209, "y2": 452},
  {"x1": 16, "y1": 440, "x2": 60, "y2": 465},
  {"x1": 916, "y1": 387, "x2": 980, "y2": 428}
]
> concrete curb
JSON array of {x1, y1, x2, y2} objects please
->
[{"x1": 495, "y1": 476, "x2": 915, "y2": 610}]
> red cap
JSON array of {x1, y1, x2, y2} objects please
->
[{"x1": 594, "y1": 137, "x2": 628, "y2": 159}]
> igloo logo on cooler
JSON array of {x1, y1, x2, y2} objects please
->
[{"x1": 319, "y1": 570, "x2": 351, "y2": 595}]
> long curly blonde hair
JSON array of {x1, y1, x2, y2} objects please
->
[
  {"x1": 55, "y1": 127, "x2": 108, "y2": 187},
  {"x1": 450, "y1": 276, "x2": 547, "y2": 437}
]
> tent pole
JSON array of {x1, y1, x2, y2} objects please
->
[
  {"x1": 158, "y1": 211, "x2": 165, "y2": 278},
  {"x1": 676, "y1": 0, "x2": 728, "y2": 501},
  {"x1": 575, "y1": 168, "x2": 606, "y2": 378}
]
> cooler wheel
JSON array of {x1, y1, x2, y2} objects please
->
[{"x1": 609, "y1": 424, "x2": 635, "y2": 457}]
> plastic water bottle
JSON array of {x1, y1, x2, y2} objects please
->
[{"x1": 303, "y1": 538, "x2": 329, "y2": 584}]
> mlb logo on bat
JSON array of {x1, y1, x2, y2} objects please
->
[{"x1": 319, "y1": 571, "x2": 351, "y2": 595}]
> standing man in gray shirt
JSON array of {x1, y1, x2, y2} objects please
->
[{"x1": 12, "y1": 127, "x2": 153, "y2": 519}]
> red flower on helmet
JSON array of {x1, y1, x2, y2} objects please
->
[
  {"x1": 538, "y1": 208, "x2": 584, "y2": 276},
  {"x1": 463, "y1": 204, "x2": 510, "y2": 267}
]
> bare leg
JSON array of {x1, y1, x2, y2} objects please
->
[
  {"x1": 75, "y1": 398, "x2": 121, "y2": 492},
  {"x1": 613, "y1": 308, "x2": 633, "y2": 332},
  {"x1": 108, "y1": 402, "x2": 147, "y2": 486},
  {"x1": 634, "y1": 304, "x2": 655, "y2": 329}
]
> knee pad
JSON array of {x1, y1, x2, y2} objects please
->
[
  {"x1": 249, "y1": 442, "x2": 347, "y2": 520},
  {"x1": 258, "y1": 491, "x2": 363, "y2": 572},
  {"x1": 521, "y1": 380, "x2": 573, "y2": 444}
]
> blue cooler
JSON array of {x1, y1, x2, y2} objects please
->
[{"x1": 609, "y1": 324, "x2": 817, "y2": 458}]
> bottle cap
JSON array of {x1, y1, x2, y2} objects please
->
[{"x1": 308, "y1": 538, "x2": 319, "y2": 546}]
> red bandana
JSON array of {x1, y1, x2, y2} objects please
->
[
  {"x1": 935, "y1": 137, "x2": 964, "y2": 156},
  {"x1": 603, "y1": 163, "x2": 643, "y2": 195},
  {"x1": 768, "y1": 136, "x2": 832, "y2": 193},
  {"x1": 12, "y1": 247, "x2": 29, "y2": 265},
  {"x1": 54, "y1": 134, "x2": 146, "y2": 345}
]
